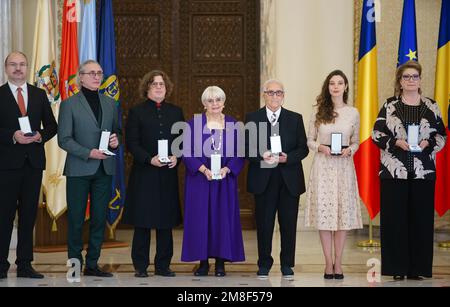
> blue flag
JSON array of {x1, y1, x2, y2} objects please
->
[
  {"x1": 79, "y1": 0, "x2": 96, "y2": 63},
  {"x1": 97, "y1": 0, "x2": 126, "y2": 237},
  {"x1": 398, "y1": 0, "x2": 418, "y2": 66}
]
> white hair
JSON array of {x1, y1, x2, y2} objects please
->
[
  {"x1": 262, "y1": 79, "x2": 285, "y2": 92},
  {"x1": 201, "y1": 86, "x2": 226, "y2": 104}
]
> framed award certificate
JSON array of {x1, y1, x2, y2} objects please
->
[
  {"x1": 330, "y1": 133, "x2": 343, "y2": 155},
  {"x1": 211, "y1": 154, "x2": 222, "y2": 180},
  {"x1": 270, "y1": 134, "x2": 282, "y2": 155},
  {"x1": 99, "y1": 131, "x2": 116, "y2": 156},
  {"x1": 158, "y1": 139, "x2": 171, "y2": 164},
  {"x1": 407, "y1": 125, "x2": 422, "y2": 153},
  {"x1": 18, "y1": 116, "x2": 36, "y2": 136}
]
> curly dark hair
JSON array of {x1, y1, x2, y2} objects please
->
[
  {"x1": 139, "y1": 70, "x2": 174, "y2": 99},
  {"x1": 314, "y1": 70, "x2": 349, "y2": 127}
]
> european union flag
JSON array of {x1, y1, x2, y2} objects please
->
[
  {"x1": 97, "y1": 0, "x2": 126, "y2": 238},
  {"x1": 398, "y1": 0, "x2": 418, "y2": 66}
]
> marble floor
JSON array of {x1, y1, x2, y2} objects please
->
[{"x1": 1, "y1": 229, "x2": 449, "y2": 287}]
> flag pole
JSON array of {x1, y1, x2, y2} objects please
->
[{"x1": 357, "y1": 218, "x2": 380, "y2": 248}]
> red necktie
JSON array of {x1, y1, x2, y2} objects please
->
[
  {"x1": 156, "y1": 102, "x2": 162, "y2": 109},
  {"x1": 17, "y1": 88, "x2": 27, "y2": 116}
]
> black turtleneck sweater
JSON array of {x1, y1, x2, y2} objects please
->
[{"x1": 82, "y1": 86, "x2": 101, "y2": 122}]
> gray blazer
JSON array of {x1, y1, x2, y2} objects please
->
[{"x1": 58, "y1": 92, "x2": 120, "y2": 177}]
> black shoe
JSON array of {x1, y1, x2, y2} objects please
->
[
  {"x1": 393, "y1": 275, "x2": 405, "y2": 281},
  {"x1": 134, "y1": 270, "x2": 149, "y2": 278},
  {"x1": 17, "y1": 267, "x2": 44, "y2": 279},
  {"x1": 257, "y1": 267, "x2": 270, "y2": 278},
  {"x1": 84, "y1": 266, "x2": 113, "y2": 278},
  {"x1": 194, "y1": 261, "x2": 209, "y2": 277},
  {"x1": 334, "y1": 273, "x2": 344, "y2": 280},
  {"x1": 281, "y1": 266, "x2": 294, "y2": 279},
  {"x1": 215, "y1": 259, "x2": 226, "y2": 277},
  {"x1": 407, "y1": 275, "x2": 424, "y2": 281},
  {"x1": 324, "y1": 273, "x2": 334, "y2": 280},
  {"x1": 0, "y1": 271, "x2": 7, "y2": 279},
  {"x1": 155, "y1": 268, "x2": 176, "y2": 277}
]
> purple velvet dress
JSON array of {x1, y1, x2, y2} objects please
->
[{"x1": 181, "y1": 114, "x2": 245, "y2": 262}]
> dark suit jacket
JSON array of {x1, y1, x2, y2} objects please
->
[
  {"x1": 245, "y1": 107, "x2": 309, "y2": 197},
  {"x1": 123, "y1": 100, "x2": 185, "y2": 228},
  {"x1": 0, "y1": 83, "x2": 57, "y2": 170}
]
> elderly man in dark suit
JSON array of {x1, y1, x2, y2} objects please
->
[
  {"x1": 0, "y1": 52, "x2": 57, "y2": 279},
  {"x1": 245, "y1": 79, "x2": 309, "y2": 279}
]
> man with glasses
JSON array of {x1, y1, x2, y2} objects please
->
[
  {"x1": 0, "y1": 52, "x2": 57, "y2": 279},
  {"x1": 122, "y1": 70, "x2": 184, "y2": 278},
  {"x1": 58, "y1": 60, "x2": 120, "y2": 278},
  {"x1": 245, "y1": 79, "x2": 309, "y2": 279}
]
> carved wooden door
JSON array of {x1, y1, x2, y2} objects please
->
[{"x1": 113, "y1": 0, "x2": 260, "y2": 229}]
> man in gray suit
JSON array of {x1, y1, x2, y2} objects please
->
[{"x1": 58, "y1": 60, "x2": 120, "y2": 277}]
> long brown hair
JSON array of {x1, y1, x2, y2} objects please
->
[{"x1": 314, "y1": 70, "x2": 349, "y2": 127}]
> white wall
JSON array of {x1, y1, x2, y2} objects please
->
[{"x1": 270, "y1": 0, "x2": 355, "y2": 211}]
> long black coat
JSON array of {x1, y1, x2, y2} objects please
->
[{"x1": 122, "y1": 100, "x2": 184, "y2": 229}]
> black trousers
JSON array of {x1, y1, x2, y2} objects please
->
[
  {"x1": 380, "y1": 179, "x2": 435, "y2": 277},
  {"x1": 254, "y1": 167, "x2": 300, "y2": 270},
  {"x1": 0, "y1": 161, "x2": 42, "y2": 272},
  {"x1": 131, "y1": 227, "x2": 173, "y2": 272}
]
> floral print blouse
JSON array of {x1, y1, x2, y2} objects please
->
[{"x1": 372, "y1": 96, "x2": 447, "y2": 180}]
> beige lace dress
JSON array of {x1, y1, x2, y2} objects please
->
[{"x1": 304, "y1": 105, "x2": 363, "y2": 231}]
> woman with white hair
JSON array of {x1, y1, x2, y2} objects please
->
[{"x1": 182, "y1": 86, "x2": 245, "y2": 277}]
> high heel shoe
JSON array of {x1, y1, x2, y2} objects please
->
[
  {"x1": 324, "y1": 266, "x2": 334, "y2": 279},
  {"x1": 333, "y1": 265, "x2": 344, "y2": 280},
  {"x1": 323, "y1": 273, "x2": 334, "y2": 279},
  {"x1": 194, "y1": 260, "x2": 209, "y2": 276},
  {"x1": 334, "y1": 273, "x2": 344, "y2": 280}
]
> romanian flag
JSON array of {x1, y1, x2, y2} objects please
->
[
  {"x1": 59, "y1": 0, "x2": 79, "y2": 101},
  {"x1": 353, "y1": 0, "x2": 380, "y2": 220},
  {"x1": 398, "y1": 0, "x2": 418, "y2": 66},
  {"x1": 434, "y1": 0, "x2": 450, "y2": 216}
]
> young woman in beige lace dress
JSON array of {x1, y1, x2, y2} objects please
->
[{"x1": 304, "y1": 70, "x2": 362, "y2": 280}]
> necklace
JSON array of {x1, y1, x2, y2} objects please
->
[{"x1": 211, "y1": 129, "x2": 223, "y2": 153}]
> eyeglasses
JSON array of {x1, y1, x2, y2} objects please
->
[
  {"x1": 150, "y1": 82, "x2": 166, "y2": 88},
  {"x1": 81, "y1": 71, "x2": 104, "y2": 78},
  {"x1": 7, "y1": 63, "x2": 27, "y2": 68},
  {"x1": 402, "y1": 74, "x2": 420, "y2": 81},
  {"x1": 264, "y1": 90, "x2": 284, "y2": 97},
  {"x1": 205, "y1": 98, "x2": 224, "y2": 105}
]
